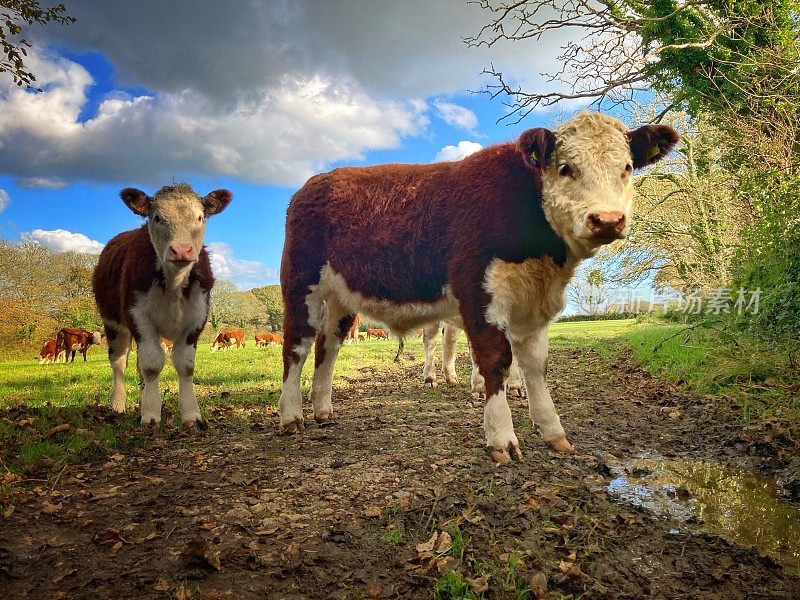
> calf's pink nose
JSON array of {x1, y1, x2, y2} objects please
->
[
  {"x1": 169, "y1": 243, "x2": 194, "y2": 261},
  {"x1": 587, "y1": 211, "x2": 626, "y2": 235}
]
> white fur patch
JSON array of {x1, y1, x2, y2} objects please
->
[
  {"x1": 483, "y1": 391, "x2": 519, "y2": 450},
  {"x1": 316, "y1": 264, "x2": 460, "y2": 336},
  {"x1": 279, "y1": 337, "x2": 314, "y2": 427},
  {"x1": 510, "y1": 332, "x2": 565, "y2": 442},
  {"x1": 483, "y1": 256, "x2": 579, "y2": 337}
]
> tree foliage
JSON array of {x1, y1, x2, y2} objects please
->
[{"x1": 1, "y1": 0, "x2": 76, "y2": 88}]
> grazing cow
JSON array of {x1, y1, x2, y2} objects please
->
[
  {"x1": 56, "y1": 327, "x2": 102, "y2": 363},
  {"x1": 279, "y1": 112, "x2": 677, "y2": 463},
  {"x1": 210, "y1": 328, "x2": 245, "y2": 352},
  {"x1": 255, "y1": 332, "x2": 283, "y2": 347},
  {"x1": 345, "y1": 314, "x2": 361, "y2": 343},
  {"x1": 422, "y1": 323, "x2": 524, "y2": 396},
  {"x1": 366, "y1": 328, "x2": 389, "y2": 340},
  {"x1": 92, "y1": 183, "x2": 231, "y2": 426},
  {"x1": 37, "y1": 338, "x2": 65, "y2": 364}
]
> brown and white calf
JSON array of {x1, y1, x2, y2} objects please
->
[
  {"x1": 210, "y1": 328, "x2": 245, "y2": 352},
  {"x1": 422, "y1": 322, "x2": 525, "y2": 396},
  {"x1": 255, "y1": 332, "x2": 283, "y2": 347},
  {"x1": 366, "y1": 327, "x2": 388, "y2": 340},
  {"x1": 279, "y1": 112, "x2": 678, "y2": 463},
  {"x1": 37, "y1": 338, "x2": 66, "y2": 364},
  {"x1": 92, "y1": 184, "x2": 231, "y2": 426},
  {"x1": 56, "y1": 327, "x2": 103, "y2": 362}
]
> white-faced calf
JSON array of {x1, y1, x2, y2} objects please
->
[
  {"x1": 92, "y1": 184, "x2": 231, "y2": 426},
  {"x1": 279, "y1": 112, "x2": 678, "y2": 463}
]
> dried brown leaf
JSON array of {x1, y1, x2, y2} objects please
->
[
  {"x1": 466, "y1": 576, "x2": 490, "y2": 594},
  {"x1": 415, "y1": 531, "x2": 438, "y2": 554},
  {"x1": 363, "y1": 505, "x2": 382, "y2": 518},
  {"x1": 46, "y1": 424, "x2": 70, "y2": 438}
]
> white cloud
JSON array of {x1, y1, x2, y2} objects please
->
[
  {"x1": 433, "y1": 100, "x2": 478, "y2": 132},
  {"x1": 434, "y1": 141, "x2": 483, "y2": 162},
  {"x1": 0, "y1": 189, "x2": 8, "y2": 213},
  {"x1": 19, "y1": 177, "x2": 68, "y2": 189},
  {"x1": 206, "y1": 242, "x2": 278, "y2": 290},
  {"x1": 0, "y1": 51, "x2": 428, "y2": 187},
  {"x1": 21, "y1": 229, "x2": 105, "y2": 254}
]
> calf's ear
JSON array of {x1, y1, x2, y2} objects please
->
[
  {"x1": 628, "y1": 125, "x2": 680, "y2": 169},
  {"x1": 202, "y1": 189, "x2": 232, "y2": 217},
  {"x1": 120, "y1": 188, "x2": 151, "y2": 216},
  {"x1": 517, "y1": 128, "x2": 556, "y2": 171}
]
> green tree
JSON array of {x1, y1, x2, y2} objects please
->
[
  {"x1": 1, "y1": 1, "x2": 76, "y2": 88},
  {"x1": 251, "y1": 284, "x2": 283, "y2": 331}
]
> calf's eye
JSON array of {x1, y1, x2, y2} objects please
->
[
  {"x1": 624, "y1": 163, "x2": 633, "y2": 174},
  {"x1": 153, "y1": 214, "x2": 161, "y2": 224},
  {"x1": 197, "y1": 215, "x2": 203, "y2": 223},
  {"x1": 558, "y1": 164, "x2": 573, "y2": 177}
]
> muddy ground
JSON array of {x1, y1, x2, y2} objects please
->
[{"x1": 1, "y1": 345, "x2": 798, "y2": 599}]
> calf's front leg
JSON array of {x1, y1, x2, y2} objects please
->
[
  {"x1": 136, "y1": 337, "x2": 166, "y2": 425},
  {"x1": 509, "y1": 329, "x2": 573, "y2": 453},
  {"x1": 462, "y1": 323, "x2": 521, "y2": 463},
  {"x1": 172, "y1": 337, "x2": 203, "y2": 426}
]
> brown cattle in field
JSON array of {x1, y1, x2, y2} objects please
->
[
  {"x1": 93, "y1": 183, "x2": 231, "y2": 426},
  {"x1": 255, "y1": 332, "x2": 283, "y2": 347},
  {"x1": 56, "y1": 327, "x2": 102, "y2": 363},
  {"x1": 344, "y1": 314, "x2": 361, "y2": 343},
  {"x1": 211, "y1": 328, "x2": 245, "y2": 352},
  {"x1": 366, "y1": 328, "x2": 388, "y2": 340},
  {"x1": 37, "y1": 338, "x2": 65, "y2": 364},
  {"x1": 279, "y1": 111, "x2": 678, "y2": 463}
]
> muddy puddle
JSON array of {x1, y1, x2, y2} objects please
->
[{"x1": 607, "y1": 456, "x2": 800, "y2": 562}]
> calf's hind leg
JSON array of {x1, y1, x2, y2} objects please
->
[
  {"x1": 310, "y1": 298, "x2": 354, "y2": 424},
  {"x1": 105, "y1": 322, "x2": 131, "y2": 413},
  {"x1": 279, "y1": 284, "x2": 324, "y2": 433}
]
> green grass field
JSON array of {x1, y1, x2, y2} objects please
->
[{"x1": 1, "y1": 319, "x2": 796, "y2": 478}]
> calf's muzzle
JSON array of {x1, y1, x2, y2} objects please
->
[{"x1": 587, "y1": 211, "x2": 626, "y2": 240}]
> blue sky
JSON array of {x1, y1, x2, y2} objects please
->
[{"x1": 0, "y1": 0, "x2": 590, "y2": 290}]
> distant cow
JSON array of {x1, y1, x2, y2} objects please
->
[
  {"x1": 345, "y1": 314, "x2": 361, "y2": 343},
  {"x1": 279, "y1": 111, "x2": 677, "y2": 463},
  {"x1": 92, "y1": 183, "x2": 231, "y2": 426},
  {"x1": 160, "y1": 338, "x2": 174, "y2": 353},
  {"x1": 366, "y1": 328, "x2": 388, "y2": 340},
  {"x1": 56, "y1": 327, "x2": 102, "y2": 363},
  {"x1": 255, "y1": 332, "x2": 283, "y2": 347},
  {"x1": 37, "y1": 338, "x2": 65, "y2": 364},
  {"x1": 211, "y1": 328, "x2": 245, "y2": 352}
]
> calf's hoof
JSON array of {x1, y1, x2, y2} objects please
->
[
  {"x1": 445, "y1": 375, "x2": 460, "y2": 385},
  {"x1": 314, "y1": 412, "x2": 335, "y2": 426},
  {"x1": 141, "y1": 416, "x2": 160, "y2": 427},
  {"x1": 424, "y1": 377, "x2": 438, "y2": 388},
  {"x1": 545, "y1": 436, "x2": 574, "y2": 453},
  {"x1": 507, "y1": 385, "x2": 525, "y2": 398},
  {"x1": 489, "y1": 442, "x2": 523, "y2": 464},
  {"x1": 281, "y1": 417, "x2": 305, "y2": 435},
  {"x1": 183, "y1": 418, "x2": 208, "y2": 430}
]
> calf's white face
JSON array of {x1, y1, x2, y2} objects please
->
[
  {"x1": 120, "y1": 184, "x2": 231, "y2": 270},
  {"x1": 523, "y1": 112, "x2": 679, "y2": 258}
]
